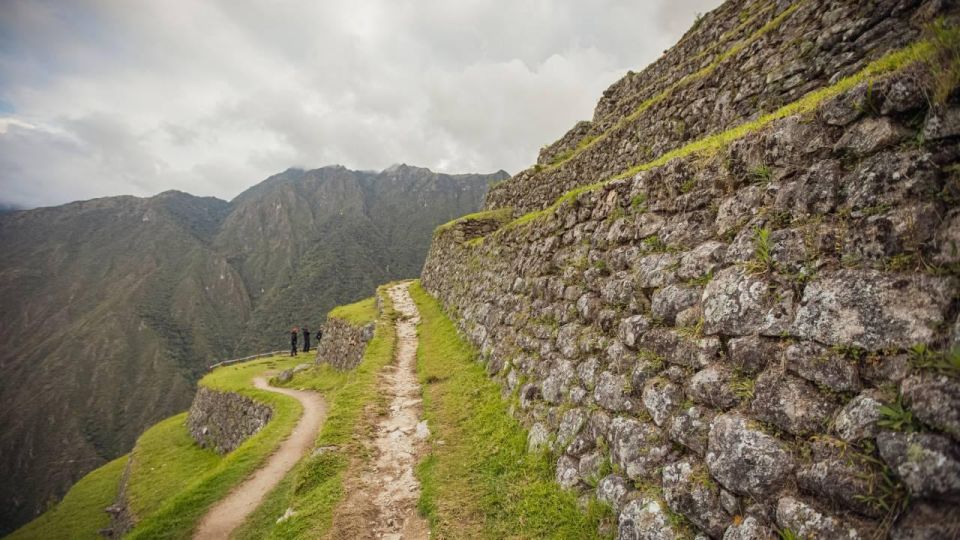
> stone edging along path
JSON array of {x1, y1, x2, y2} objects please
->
[{"x1": 193, "y1": 378, "x2": 327, "y2": 540}]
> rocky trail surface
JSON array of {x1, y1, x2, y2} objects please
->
[
  {"x1": 329, "y1": 282, "x2": 429, "y2": 539},
  {"x1": 193, "y1": 378, "x2": 327, "y2": 540}
]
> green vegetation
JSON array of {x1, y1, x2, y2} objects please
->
[
  {"x1": 327, "y1": 296, "x2": 379, "y2": 326},
  {"x1": 232, "y1": 288, "x2": 397, "y2": 539},
  {"x1": 743, "y1": 226, "x2": 774, "y2": 274},
  {"x1": 410, "y1": 281, "x2": 613, "y2": 538},
  {"x1": 127, "y1": 414, "x2": 221, "y2": 518},
  {"x1": 126, "y1": 355, "x2": 303, "y2": 539},
  {"x1": 909, "y1": 343, "x2": 960, "y2": 374},
  {"x1": 7, "y1": 456, "x2": 129, "y2": 540},
  {"x1": 748, "y1": 164, "x2": 773, "y2": 183},
  {"x1": 878, "y1": 395, "x2": 922, "y2": 432},
  {"x1": 923, "y1": 18, "x2": 960, "y2": 105}
]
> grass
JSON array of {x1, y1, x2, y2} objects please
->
[
  {"x1": 434, "y1": 208, "x2": 515, "y2": 234},
  {"x1": 327, "y1": 296, "x2": 379, "y2": 326},
  {"x1": 125, "y1": 355, "x2": 304, "y2": 539},
  {"x1": 7, "y1": 455, "x2": 129, "y2": 540},
  {"x1": 230, "y1": 285, "x2": 398, "y2": 539},
  {"x1": 410, "y1": 281, "x2": 613, "y2": 539},
  {"x1": 127, "y1": 413, "x2": 222, "y2": 518},
  {"x1": 499, "y1": 37, "x2": 939, "y2": 234}
]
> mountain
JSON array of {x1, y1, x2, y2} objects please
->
[{"x1": 0, "y1": 164, "x2": 507, "y2": 534}]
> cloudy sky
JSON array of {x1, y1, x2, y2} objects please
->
[{"x1": 0, "y1": 0, "x2": 721, "y2": 209}]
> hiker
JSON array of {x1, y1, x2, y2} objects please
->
[
  {"x1": 302, "y1": 326, "x2": 311, "y2": 353},
  {"x1": 290, "y1": 327, "x2": 298, "y2": 357},
  {"x1": 315, "y1": 326, "x2": 323, "y2": 346}
]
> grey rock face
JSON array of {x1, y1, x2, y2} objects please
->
[
  {"x1": 775, "y1": 497, "x2": 861, "y2": 539},
  {"x1": 597, "y1": 474, "x2": 631, "y2": 512},
  {"x1": 618, "y1": 498, "x2": 678, "y2": 540},
  {"x1": 796, "y1": 437, "x2": 885, "y2": 518},
  {"x1": 662, "y1": 460, "x2": 728, "y2": 537},
  {"x1": 610, "y1": 416, "x2": 673, "y2": 481},
  {"x1": 784, "y1": 341, "x2": 860, "y2": 393},
  {"x1": 751, "y1": 370, "x2": 835, "y2": 436},
  {"x1": 702, "y1": 267, "x2": 794, "y2": 336},
  {"x1": 890, "y1": 500, "x2": 960, "y2": 540},
  {"x1": 642, "y1": 378, "x2": 683, "y2": 426},
  {"x1": 791, "y1": 271, "x2": 956, "y2": 350},
  {"x1": 667, "y1": 405, "x2": 716, "y2": 457},
  {"x1": 528, "y1": 422, "x2": 550, "y2": 452},
  {"x1": 722, "y1": 515, "x2": 773, "y2": 540},
  {"x1": 187, "y1": 387, "x2": 273, "y2": 454},
  {"x1": 877, "y1": 431, "x2": 960, "y2": 498},
  {"x1": 556, "y1": 408, "x2": 587, "y2": 452},
  {"x1": 706, "y1": 413, "x2": 794, "y2": 498},
  {"x1": 595, "y1": 371, "x2": 639, "y2": 412},
  {"x1": 651, "y1": 285, "x2": 702, "y2": 325},
  {"x1": 901, "y1": 373, "x2": 960, "y2": 440},
  {"x1": 619, "y1": 315, "x2": 653, "y2": 349},
  {"x1": 725, "y1": 335, "x2": 776, "y2": 374},
  {"x1": 832, "y1": 390, "x2": 885, "y2": 442},
  {"x1": 687, "y1": 364, "x2": 739, "y2": 410},
  {"x1": 556, "y1": 454, "x2": 582, "y2": 489}
]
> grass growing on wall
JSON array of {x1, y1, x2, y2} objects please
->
[
  {"x1": 327, "y1": 296, "x2": 379, "y2": 326},
  {"x1": 7, "y1": 455, "x2": 129, "y2": 540},
  {"x1": 410, "y1": 281, "x2": 612, "y2": 539},
  {"x1": 231, "y1": 289, "x2": 398, "y2": 539},
  {"x1": 126, "y1": 413, "x2": 222, "y2": 518},
  {"x1": 126, "y1": 355, "x2": 303, "y2": 539}
]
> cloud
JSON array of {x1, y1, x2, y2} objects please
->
[{"x1": 0, "y1": 0, "x2": 722, "y2": 208}]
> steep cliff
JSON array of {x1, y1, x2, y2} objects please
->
[{"x1": 423, "y1": 1, "x2": 960, "y2": 538}]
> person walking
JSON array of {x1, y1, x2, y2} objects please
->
[
  {"x1": 290, "y1": 327, "x2": 299, "y2": 357},
  {"x1": 315, "y1": 326, "x2": 323, "y2": 346},
  {"x1": 302, "y1": 326, "x2": 311, "y2": 353}
]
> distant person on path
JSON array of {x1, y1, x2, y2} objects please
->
[
  {"x1": 316, "y1": 327, "x2": 323, "y2": 347},
  {"x1": 302, "y1": 326, "x2": 311, "y2": 353},
  {"x1": 290, "y1": 327, "x2": 299, "y2": 357}
]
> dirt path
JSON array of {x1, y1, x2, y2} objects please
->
[
  {"x1": 194, "y1": 378, "x2": 327, "y2": 540},
  {"x1": 329, "y1": 282, "x2": 429, "y2": 540}
]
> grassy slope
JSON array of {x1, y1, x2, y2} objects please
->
[
  {"x1": 6, "y1": 455, "x2": 129, "y2": 540},
  {"x1": 327, "y1": 295, "x2": 379, "y2": 326},
  {"x1": 232, "y1": 289, "x2": 397, "y2": 539},
  {"x1": 410, "y1": 281, "x2": 612, "y2": 539},
  {"x1": 125, "y1": 355, "x2": 303, "y2": 539}
]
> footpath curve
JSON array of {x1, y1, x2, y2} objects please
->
[{"x1": 194, "y1": 378, "x2": 327, "y2": 539}]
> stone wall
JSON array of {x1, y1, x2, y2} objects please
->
[
  {"x1": 187, "y1": 387, "x2": 273, "y2": 454},
  {"x1": 315, "y1": 317, "x2": 376, "y2": 370},
  {"x1": 100, "y1": 458, "x2": 134, "y2": 538},
  {"x1": 422, "y1": 59, "x2": 960, "y2": 539},
  {"x1": 489, "y1": 0, "x2": 945, "y2": 215}
]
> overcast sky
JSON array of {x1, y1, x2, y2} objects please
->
[{"x1": 0, "y1": 0, "x2": 722, "y2": 209}]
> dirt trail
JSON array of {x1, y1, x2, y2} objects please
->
[
  {"x1": 329, "y1": 282, "x2": 429, "y2": 540},
  {"x1": 194, "y1": 378, "x2": 327, "y2": 540}
]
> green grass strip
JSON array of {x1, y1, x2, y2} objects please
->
[
  {"x1": 125, "y1": 355, "x2": 304, "y2": 539},
  {"x1": 501, "y1": 39, "x2": 935, "y2": 233},
  {"x1": 327, "y1": 295, "x2": 379, "y2": 326},
  {"x1": 434, "y1": 208, "x2": 515, "y2": 235},
  {"x1": 231, "y1": 288, "x2": 398, "y2": 539},
  {"x1": 7, "y1": 455, "x2": 130, "y2": 540},
  {"x1": 410, "y1": 281, "x2": 612, "y2": 539}
]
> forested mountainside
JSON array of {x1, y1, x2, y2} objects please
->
[{"x1": 0, "y1": 164, "x2": 505, "y2": 534}]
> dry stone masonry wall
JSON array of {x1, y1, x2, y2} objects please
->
[
  {"x1": 314, "y1": 317, "x2": 375, "y2": 370},
  {"x1": 494, "y1": 0, "x2": 941, "y2": 216},
  {"x1": 422, "y1": 4, "x2": 960, "y2": 536},
  {"x1": 187, "y1": 387, "x2": 273, "y2": 454}
]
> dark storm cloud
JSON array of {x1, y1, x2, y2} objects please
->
[{"x1": 0, "y1": 0, "x2": 722, "y2": 208}]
